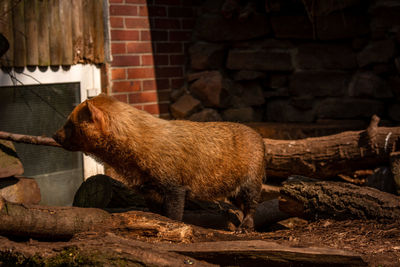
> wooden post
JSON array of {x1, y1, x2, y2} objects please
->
[{"x1": 12, "y1": 0, "x2": 26, "y2": 67}]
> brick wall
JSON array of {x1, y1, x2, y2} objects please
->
[{"x1": 107, "y1": 0, "x2": 200, "y2": 117}]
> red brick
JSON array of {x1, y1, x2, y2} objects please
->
[
  {"x1": 109, "y1": 0, "x2": 123, "y2": 3},
  {"x1": 111, "y1": 43, "x2": 126, "y2": 54},
  {"x1": 112, "y1": 55, "x2": 140, "y2": 66},
  {"x1": 126, "y1": 0, "x2": 146, "y2": 3},
  {"x1": 155, "y1": 66, "x2": 183, "y2": 78},
  {"x1": 111, "y1": 30, "x2": 139, "y2": 41},
  {"x1": 171, "y1": 78, "x2": 185, "y2": 89},
  {"x1": 110, "y1": 5, "x2": 138, "y2": 16},
  {"x1": 129, "y1": 91, "x2": 158, "y2": 104},
  {"x1": 182, "y1": 18, "x2": 196, "y2": 29},
  {"x1": 127, "y1": 42, "x2": 153, "y2": 53},
  {"x1": 125, "y1": 18, "x2": 150, "y2": 29},
  {"x1": 143, "y1": 80, "x2": 157, "y2": 91},
  {"x1": 127, "y1": 67, "x2": 156, "y2": 79},
  {"x1": 168, "y1": 7, "x2": 194, "y2": 17},
  {"x1": 141, "y1": 55, "x2": 154, "y2": 66},
  {"x1": 157, "y1": 90, "x2": 171, "y2": 102},
  {"x1": 149, "y1": 30, "x2": 168, "y2": 41},
  {"x1": 110, "y1": 17, "x2": 124, "y2": 28},
  {"x1": 169, "y1": 55, "x2": 185, "y2": 65},
  {"x1": 113, "y1": 81, "x2": 141, "y2": 93},
  {"x1": 143, "y1": 103, "x2": 170, "y2": 115},
  {"x1": 155, "y1": 43, "x2": 182, "y2": 53},
  {"x1": 138, "y1": 6, "x2": 148, "y2": 16},
  {"x1": 169, "y1": 31, "x2": 192, "y2": 42},
  {"x1": 112, "y1": 93, "x2": 128, "y2": 103},
  {"x1": 152, "y1": 0, "x2": 181, "y2": 5},
  {"x1": 156, "y1": 79, "x2": 170, "y2": 90},
  {"x1": 111, "y1": 68, "x2": 126, "y2": 80},
  {"x1": 153, "y1": 18, "x2": 181, "y2": 29},
  {"x1": 147, "y1": 6, "x2": 167, "y2": 17},
  {"x1": 153, "y1": 55, "x2": 169, "y2": 65},
  {"x1": 140, "y1": 30, "x2": 151, "y2": 41}
]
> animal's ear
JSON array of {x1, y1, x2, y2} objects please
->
[{"x1": 86, "y1": 101, "x2": 107, "y2": 133}]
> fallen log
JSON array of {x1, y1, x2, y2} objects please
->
[
  {"x1": 279, "y1": 181, "x2": 400, "y2": 221},
  {"x1": 160, "y1": 240, "x2": 367, "y2": 266},
  {"x1": 264, "y1": 115, "x2": 400, "y2": 179},
  {"x1": 0, "y1": 197, "x2": 194, "y2": 241}
]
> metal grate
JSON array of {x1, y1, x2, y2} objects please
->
[{"x1": 0, "y1": 82, "x2": 83, "y2": 206}]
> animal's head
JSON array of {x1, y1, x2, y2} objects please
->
[{"x1": 53, "y1": 94, "x2": 115, "y2": 152}]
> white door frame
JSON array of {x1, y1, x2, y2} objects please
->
[{"x1": 0, "y1": 64, "x2": 104, "y2": 178}]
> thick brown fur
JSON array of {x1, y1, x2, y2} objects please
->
[{"x1": 54, "y1": 94, "x2": 265, "y2": 230}]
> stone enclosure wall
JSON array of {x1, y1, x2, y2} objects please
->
[{"x1": 169, "y1": 0, "x2": 400, "y2": 124}]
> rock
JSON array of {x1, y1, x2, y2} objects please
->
[
  {"x1": 187, "y1": 71, "x2": 211, "y2": 82},
  {"x1": 265, "y1": 100, "x2": 315, "y2": 122},
  {"x1": 296, "y1": 43, "x2": 357, "y2": 70},
  {"x1": 270, "y1": 16, "x2": 314, "y2": 39},
  {"x1": 240, "y1": 82, "x2": 265, "y2": 106},
  {"x1": 290, "y1": 97, "x2": 314, "y2": 111},
  {"x1": 0, "y1": 177, "x2": 41, "y2": 204},
  {"x1": 189, "y1": 42, "x2": 226, "y2": 70},
  {"x1": 348, "y1": 71, "x2": 392, "y2": 98},
  {"x1": 316, "y1": 98, "x2": 385, "y2": 119},
  {"x1": 370, "y1": 1, "x2": 400, "y2": 35},
  {"x1": 394, "y1": 57, "x2": 400, "y2": 74},
  {"x1": 388, "y1": 104, "x2": 400, "y2": 121},
  {"x1": 190, "y1": 71, "x2": 231, "y2": 108},
  {"x1": 196, "y1": 14, "x2": 270, "y2": 42},
  {"x1": 170, "y1": 94, "x2": 201, "y2": 119},
  {"x1": 302, "y1": 0, "x2": 361, "y2": 16},
  {"x1": 188, "y1": 109, "x2": 222, "y2": 122},
  {"x1": 0, "y1": 140, "x2": 24, "y2": 178},
  {"x1": 268, "y1": 74, "x2": 288, "y2": 89},
  {"x1": 226, "y1": 49, "x2": 293, "y2": 71},
  {"x1": 289, "y1": 71, "x2": 351, "y2": 97},
  {"x1": 264, "y1": 88, "x2": 289, "y2": 98},
  {"x1": 389, "y1": 76, "x2": 400, "y2": 98},
  {"x1": 357, "y1": 40, "x2": 396, "y2": 67},
  {"x1": 316, "y1": 13, "x2": 369, "y2": 40},
  {"x1": 222, "y1": 107, "x2": 259, "y2": 122},
  {"x1": 170, "y1": 87, "x2": 185, "y2": 103},
  {"x1": 233, "y1": 70, "x2": 266, "y2": 81},
  {"x1": 271, "y1": 13, "x2": 369, "y2": 40}
]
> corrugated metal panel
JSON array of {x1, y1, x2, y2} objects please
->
[{"x1": 0, "y1": 0, "x2": 104, "y2": 67}]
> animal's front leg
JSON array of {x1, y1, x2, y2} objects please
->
[{"x1": 163, "y1": 186, "x2": 187, "y2": 221}]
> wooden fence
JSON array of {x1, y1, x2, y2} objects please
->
[{"x1": 0, "y1": 0, "x2": 105, "y2": 67}]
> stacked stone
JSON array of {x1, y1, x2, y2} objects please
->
[{"x1": 170, "y1": 0, "x2": 400, "y2": 123}]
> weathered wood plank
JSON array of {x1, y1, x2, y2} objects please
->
[
  {"x1": 60, "y1": 0, "x2": 73, "y2": 65},
  {"x1": 24, "y1": 0, "x2": 39, "y2": 66},
  {"x1": 72, "y1": 0, "x2": 83, "y2": 63},
  {"x1": 37, "y1": 0, "x2": 50, "y2": 66},
  {"x1": 93, "y1": 0, "x2": 104, "y2": 63},
  {"x1": 83, "y1": 0, "x2": 95, "y2": 62},
  {"x1": 0, "y1": 0, "x2": 14, "y2": 66},
  {"x1": 49, "y1": 0, "x2": 62, "y2": 65},
  {"x1": 161, "y1": 240, "x2": 367, "y2": 266},
  {"x1": 12, "y1": 0, "x2": 26, "y2": 67}
]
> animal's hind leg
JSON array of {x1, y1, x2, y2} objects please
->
[{"x1": 231, "y1": 180, "x2": 261, "y2": 231}]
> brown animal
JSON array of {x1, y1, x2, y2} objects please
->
[{"x1": 53, "y1": 94, "x2": 265, "y2": 230}]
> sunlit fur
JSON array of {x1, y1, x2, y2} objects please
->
[{"x1": 54, "y1": 94, "x2": 266, "y2": 229}]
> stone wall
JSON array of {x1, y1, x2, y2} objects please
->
[{"x1": 170, "y1": 0, "x2": 400, "y2": 124}]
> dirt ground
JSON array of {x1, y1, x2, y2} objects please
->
[{"x1": 1, "y1": 215, "x2": 399, "y2": 266}]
